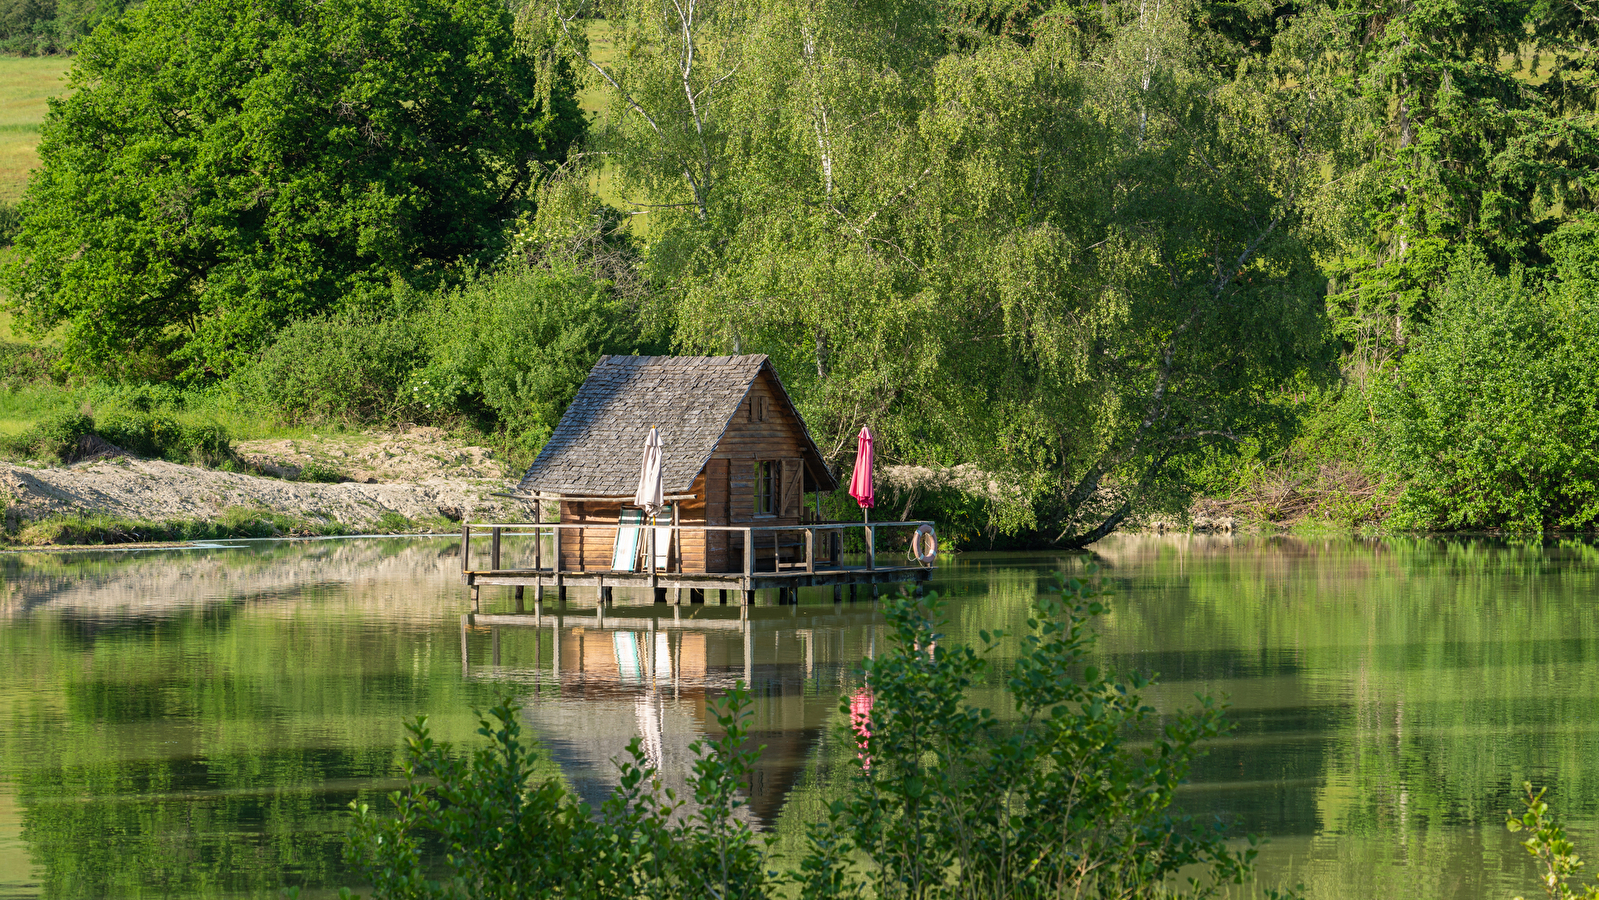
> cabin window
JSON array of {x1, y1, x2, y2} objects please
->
[
  {"x1": 754, "y1": 460, "x2": 778, "y2": 516},
  {"x1": 748, "y1": 395, "x2": 767, "y2": 422}
]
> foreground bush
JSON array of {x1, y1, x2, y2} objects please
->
[
  {"x1": 1509, "y1": 784, "x2": 1599, "y2": 900},
  {"x1": 347, "y1": 689, "x2": 768, "y2": 900},
  {"x1": 344, "y1": 576, "x2": 1256, "y2": 899}
]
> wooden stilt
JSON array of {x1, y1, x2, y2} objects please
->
[
  {"x1": 834, "y1": 584, "x2": 843, "y2": 603},
  {"x1": 470, "y1": 584, "x2": 481, "y2": 613},
  {"x1": 514, "y1": 585, "x2": 525, "y2": 613}
]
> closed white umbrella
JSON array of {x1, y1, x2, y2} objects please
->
[{"x1": 634, "y1": 426, "x2": 664, "y2": 517}]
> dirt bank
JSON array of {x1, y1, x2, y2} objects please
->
[{"x1": 0, "y1": 427, "x2": 529, "y2": 541}]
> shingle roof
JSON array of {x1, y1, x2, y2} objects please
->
[{"x1": 515, "y1": 355, "x2": 836, "y2": 497}]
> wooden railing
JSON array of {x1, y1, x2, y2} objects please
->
[{"x1": 461, "y1": 519, "x2": 935, "y2": 581}]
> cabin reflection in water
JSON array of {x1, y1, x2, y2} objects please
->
[{"x1": 459, "y1": 603, "x2": 880, "y2": 828}]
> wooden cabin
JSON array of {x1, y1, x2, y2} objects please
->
[{"x1": 513, "y1": 355, "x2": 840, "y2": 575}]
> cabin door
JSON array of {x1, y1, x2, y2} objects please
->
[{"x1": 781, "y1": 459, "x2": 804, "y2": 518}]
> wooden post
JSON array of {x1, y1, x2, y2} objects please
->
[
  {"x1": 834, "y1": 584, "x2": 843, "y2": 603},
  {"x1": 553, "y1": 517, "x2": 562, "y2": 575},
  {"x1": 647, "y1": 518, "x2": 657, "y2": 591},
  {"x1": 533, "y1": 494, "x2": 542, "y2": 572},
  {"x1": 866, "y1": 524, "x2": 876, "y2": 571},
  {"x1": 515, "y1": 585, "x2": 525, "y2": 613},
  {"x1": 671, "y1": 503, "x2": 680, "y2": 572},
  {"x1": 805, "y1": 528, "x2": 814, "y2": 574},
  {"x1": 491, "y1": 527, "x2": 501, "y2": 571},
  {"x1": 470, "y1": 584, "x2": 480, "y2": 613},
  {"x1": 461, "y1": 524, "x2": 471, "y2": 573},
  {"x1": 743, "y1": 528, "x2": 754, "y2": 582}
]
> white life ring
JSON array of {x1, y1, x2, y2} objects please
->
[{"x1": 911, "y1": 524, "x2": 938, "y2": 565}]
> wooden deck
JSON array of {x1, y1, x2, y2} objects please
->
[{"x1": 460, "y1": 519, "x2": 934, "y2": 608}]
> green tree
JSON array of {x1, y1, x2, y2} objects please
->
[
  {"x1": 1299, "y1": 0, "x2": 1599, "y2": 362},
  {"x1": 4, "y1": 0, "x2": 584, "y2": 378},
  {"x1": 557, "y1": 0, "x2": 1334, "y2": 545}
]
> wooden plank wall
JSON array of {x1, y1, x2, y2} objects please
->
[
  {"x1": 559, "y1": 474, "x2": 709, "y2": 572},
  {"x1": 706, "y1": 371, "x2": 811, "y2": 572}
]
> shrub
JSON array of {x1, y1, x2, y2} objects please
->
[
  {"x1": 797, "y1": 575, "x2": 1253, "y2": 900},
  {"x1": 244, "y1": 313, "x2": 428, "y2": 423},
  {"x1": 407, "y1": 264, "x2": 661, "y2": 450},
  {"x1": 1, "y1": 409, "x2": 94, "y2": 461},
  {"x1": 346, "y1": 688, "x2": 768, "y2": 900},
  {"x1": 1377, "y1": 250, "x2": 1599, "y2": 531},
  {"x1": 345, "y1": 575, "x2": 1257, "y2": 900},
  {"x1": 94, "y1": 409, "x2": 233, "y2": 466},
  {"x1": 0, "y1": 341, "x2": 61, "y2": 389},
  {"x1": 1, "y1": 406, "x2": 233, "y2": 467},
  {"x1": 1508, "y1": 783, "x2": 1599, "y2": 900},
  {"x1": 295, "y1": 461, "x2": 346, "y2": 484}
]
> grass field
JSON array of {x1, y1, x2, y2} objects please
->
[{"x1": 0, "y1": 56, "x2": 69, "y2": 202}]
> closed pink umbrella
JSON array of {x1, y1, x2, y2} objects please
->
[{"x1": 848, "y1": 426, "x2": 874, "y2": 522}]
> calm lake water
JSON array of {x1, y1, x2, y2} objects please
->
[{"x1": 1, "y1": 534, "x2": 1595, "y2": 898}]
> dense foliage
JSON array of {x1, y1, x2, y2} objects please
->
[
  {"x1": 0, "y1": 0, "x2": 123, "y2": 54},
  {"x1": 347, "y1": 578, "x2": 1257, "y2": 899},
  {"x1": 1377, "y1": 243, "x2": 1599, "y2": 531},
  {"x1": 3, "y1": 0, "x2": 583, "y2": 377},
  {"x1": 240, "y1": 262, "x2": 661, "y2": 454},
  {"x1": 4, "y1": 0, "x2": 1599, "y2": 537}
]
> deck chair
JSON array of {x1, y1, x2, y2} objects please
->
[{"x1": 612, "y1": 508, "x2": 645, "y2": 571}]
